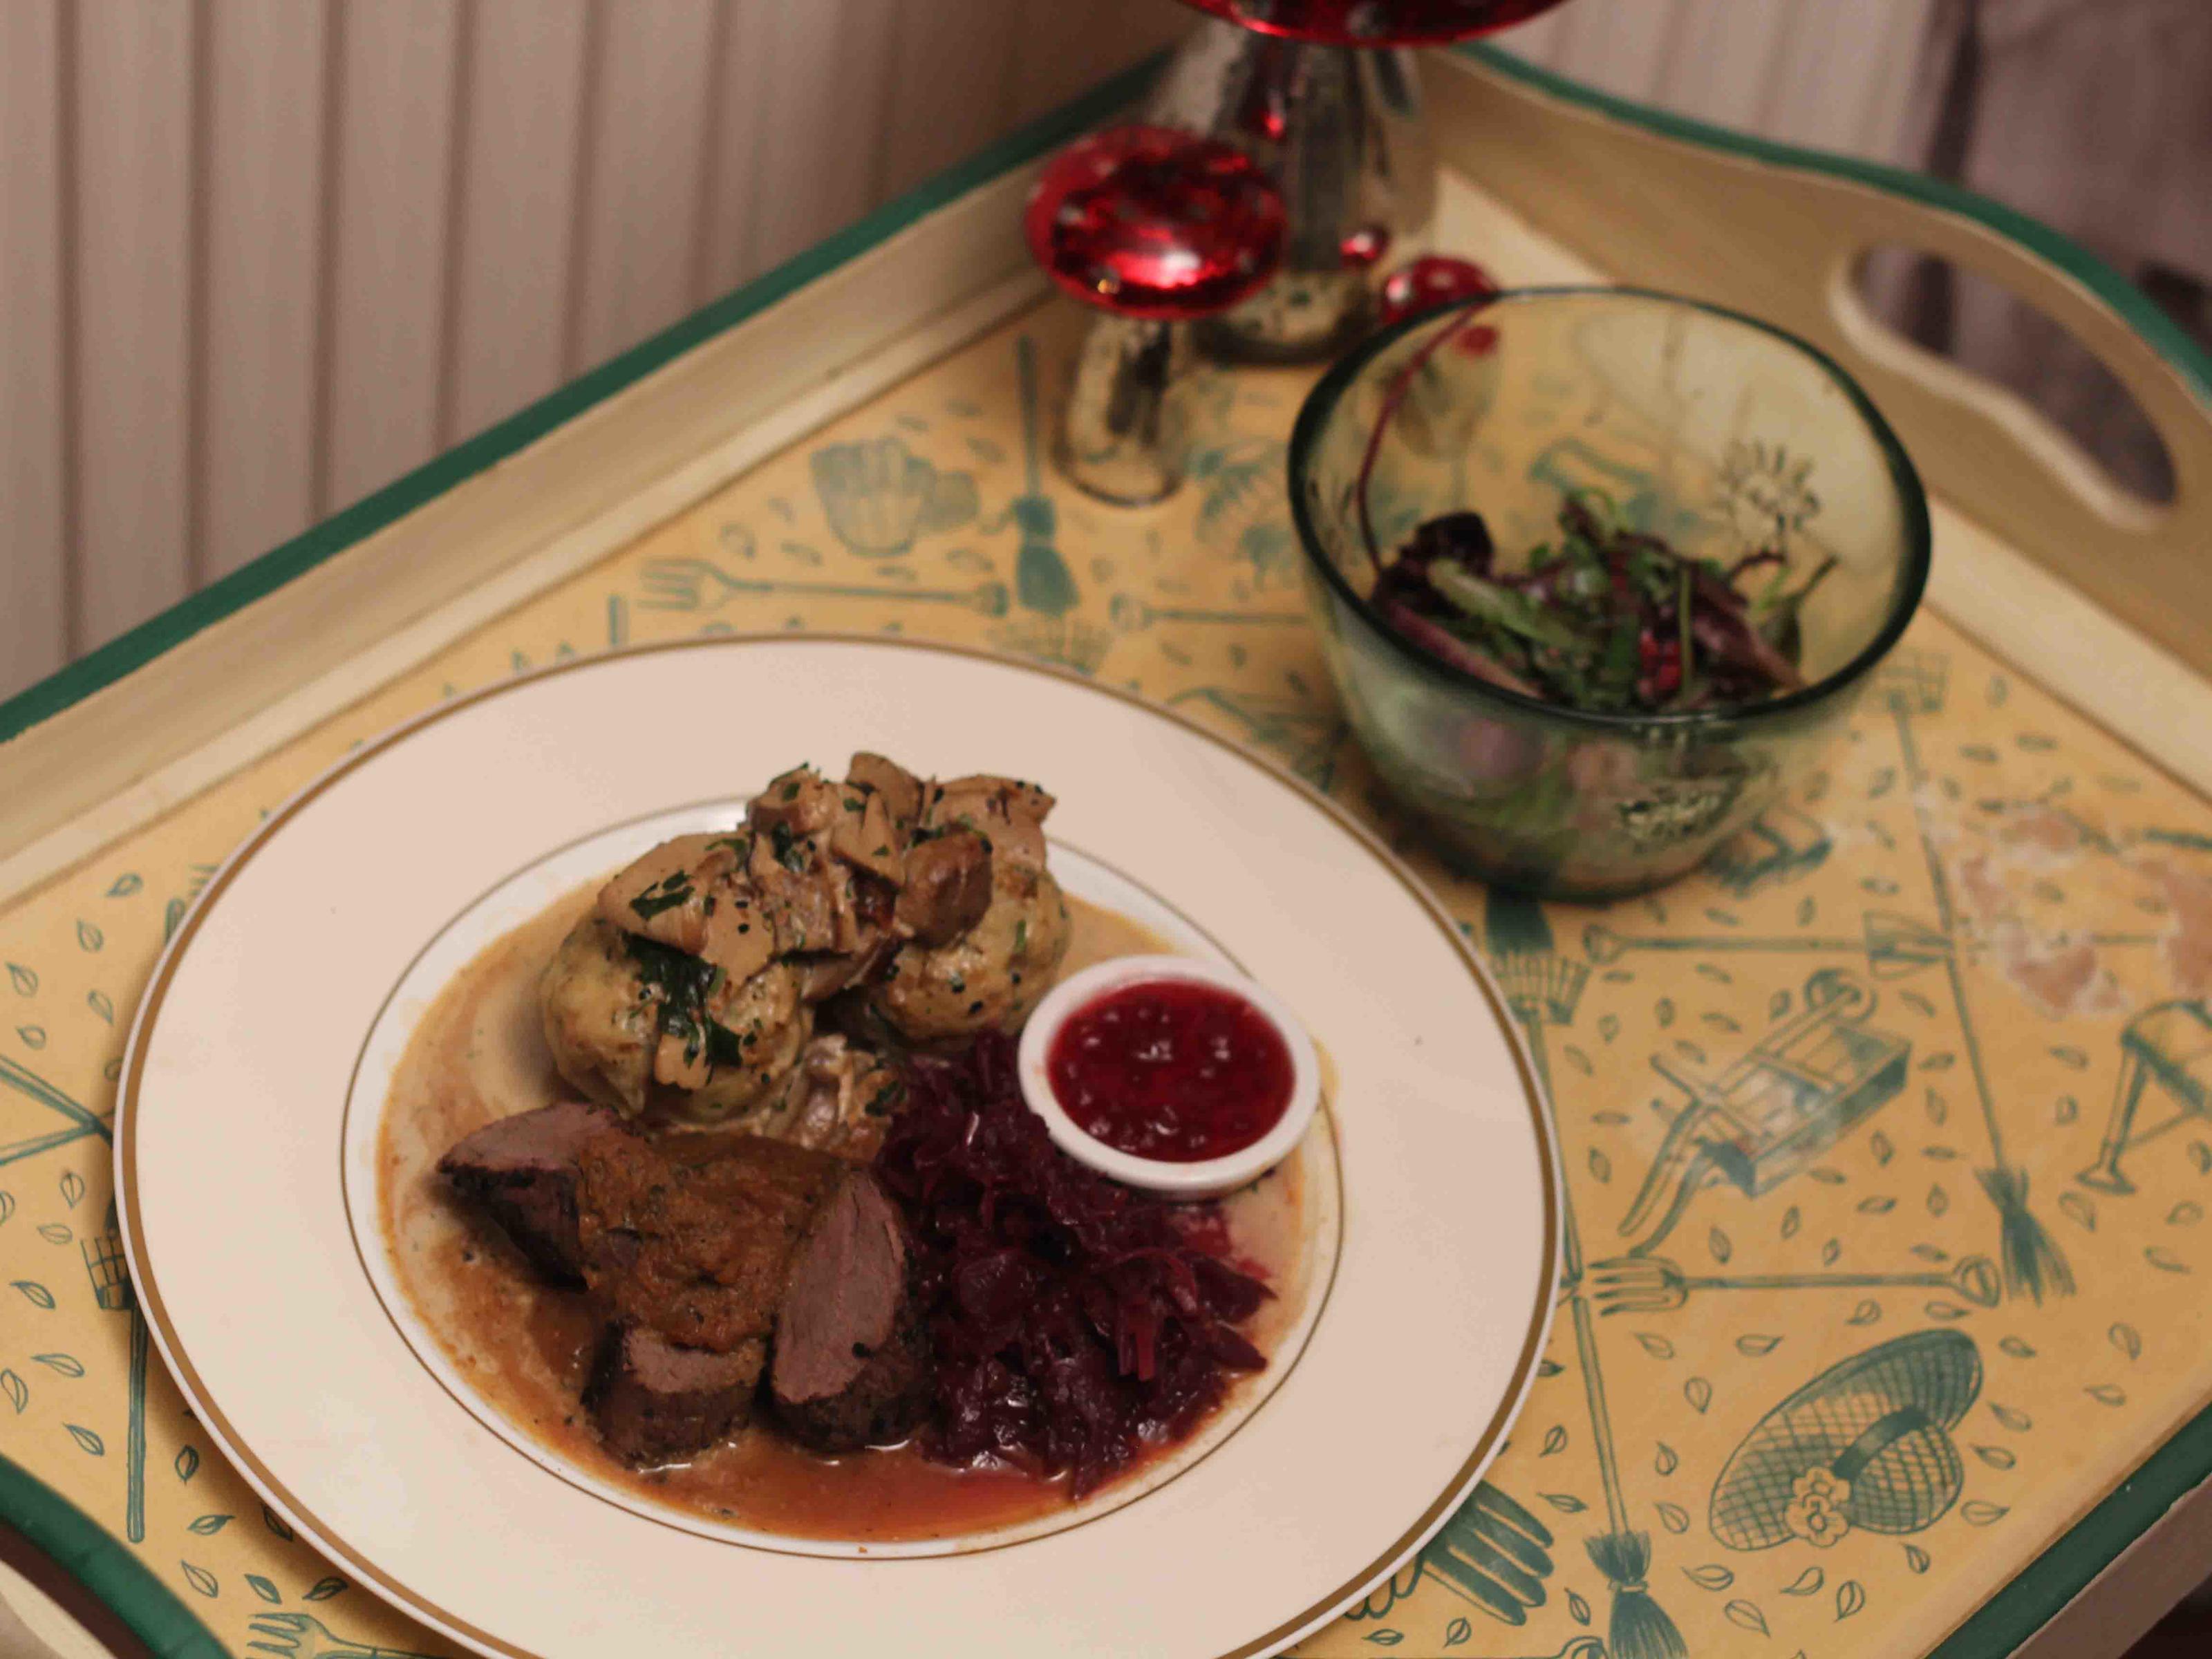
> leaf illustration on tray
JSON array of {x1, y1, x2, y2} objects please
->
[
  {"x1": 1656, "y1": 997, "x2": 1675, "y2": 1028},
  {"x1": 1537, "y1": 1359, "x2": 1564, "y2": 1378},
  {"x1": 1961, "y1": 1502, "x2": 2009, "y2": 1526},
  {"x1": 176, "y1": 1445, "x2": 199, "y2": 1481},
  {"x1": 2059, "y1": 1192, "x2": 2097, "y2": 1232},
  {"x1": 1989, "y1": 1403, "x2": 2032, "y2": 1432},
  {"x1": 37, "y1": 1224, "x2": 70, "y2": 1244},
  {"x1": 1900, "y1": 989, "x2": 1936, "y2": 1018},
  {"x1": 1724, "y1": 1600, "x2": 1770, "y2": 1636},
  {"x1": 1926, "y1": 1087, "x2": 1949, "y2": 1126},
  {"x1": 2111, "y1": 1324, "x2": 2144, "y2": 1362},
  {"x1": 77, "y1": 920, "x2": 103, "y2": 953},
  {"x1": 263, "y1": 1504, "x2": 293, "y2": 1539},
  {"x1": 17, "y1": 1026, "x2": 46, "y2": 1049},
  {"x1": 1770, "y1": 988, "x2": 1792, "y2": 1020},
  {"x1": 1656, "y1": 1501, "x2": 1690, "y2": 1534},
  {"x1": 1736, "y1": 1335, "x2": 1782, "y2": 1357},
  {"x1": 1362, "y1": 1630, "x2": 1402, "y2": 1646},
  {"x1": 2050, "y1": 1045, "x2": 2089, "y2": 1070},
  {"x1": 1925, "y1": 1301, "x2": 1967, "y2": 1322},
  {"x1": 1928, "y1": 1186, "x2": 1950, "y2": 1217},
  {"x1": 1780, "y1": 1205, "x2": 1801, "y2": 1239},
  {"x1": 188, "y1": 1514, "x2": 232, "y2": 1535},
  {"x1": 1562, "y1": 1044, "x2": 1593, "y2": 1076},
  {"x1": 87, "y1": 990, "x2": 114, "y2": 1023},
  {"x1": 1867, "y1": 767, "x2": 1896, "y2": 798},
  {"x1": 2086, "y1": 1385, "x2": 2127, "y2": 1407},
  {"x1": 1709, "y1": 1227, "x2": 1733, "y2": 1264},
  {"x1": 180, "y1": 1563, "x2": 218, "y2": 1598},
  {"x1": 1837, "y1": 1580, "x2": 1866, "y2": 1620},
  {"x1": 1598, "y1": 1013, "x2": 1620, "y2": 1042},
  {"x1": 60, "y1": 1171, "x2": 84, "y2": 1208},
  {"x1": 66, "y1": 1424, "x2": 104, "y2": 1455},
  {"x1": 1847, "y1": 1300, "x2": 1882, "y2": 1327},
  {"x1": 1857, "y1": 1197, "x2": 1895, "y2": 1215},
  {"x1": 304, "y1": 1577, "x2": 348, "y2": 1602},
  {"x1": 1808, "y1": 1168, "x2": 1846, "y2": 1185},
  {"x1": 1822, "y1": 1238, "x2": 1842, "y2": 1266},
  {"x1": 32, "y1": 1353, "x2": 82, "y2": 1377},
  {"x1": 1676, "y1": 1040, "x2": 1707, "y2": 1065},
  {"x1": 1683, "y1": 1564, "x2": 1735, "y2": 1591},
  {"x1": 2192, "y1": 1141, "x2": 2212, "y2": 1175},
  {"x1": 1541, "y1": 1493, "x2": 1588, "y2": 1514},
  {"x1": 1685, "y1": 1377, "x2": 1712, "y2": 1414},
  {"x1": 1654, "y1": 1442, "x2": 1678, "y2": 1475},
  {"x1": 1635, "y1": 1333, "x2": 1675, "y2": 1360},
  {"x1": 2000, "y1": 1336, "x2": 2036, "y2": 1360},
  {"x1": 0, "y1": 1371, "x2": 24, "y2": 1413},
  {"x1": 6, "y1": 964, "x2": 34, "y2": 995},
  {"x1": 107, "y1": 873, "x2": 142, "y2": 897},
  {"x1": 2171, "y1": 1202, "x2": 2204, "y2": 1228},
  {"x1": 247, "y1": 1575, "x2": 281, "y2": 1604},
  {"x1": 1973, "y1": 1445, "x2": 2016, "y2": 1471},
  {"x1": 1796, "y1": 896, "x2": 1815, "y2": 927},
  {"x1": 1568, "y1": 1589, "x2": 1591, "y2": 1625},
  {"x1": 2055, "y1": 1094, "x2": 2079, "y2": 1126},
  {"x1": 1588, "y1": 1149, "x2": 1612, "y2": 1183},
  {"x1": 1910, "y1": 1244, "x2": 1948, "y2": 1263},
  {"x1": 1921, "y1": 1051, "x2": 1956, "y2": 1072},
  {"x1": 0, "y1": 1192, "x2": 12, "y2": 1227},
  {"x1": 1445, "y1": 1615, "x2": 1473, "y2": 1647},
  {"x1": 1782, "y1": 1566, "x2": 1824, "y2": 1596},
  {"x1": 13, "y1": 1280, "x2": 55, "y2": 1309},
  {"x1": 1541, "y1": 1425, "x2": 1568, "y2": 1457},
  {"x1": 1871, "y1": 1131, "x2": 1894, "y2": 1166},
  {"x1": 1906, "y1": 1544, "x2": 1931, "y2": 1573}
]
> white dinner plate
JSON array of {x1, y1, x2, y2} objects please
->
[{"x1": 120, "y1": 637, "x2": 1558, "y2": 1659}]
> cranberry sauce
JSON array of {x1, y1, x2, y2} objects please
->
[{"x1": 1047, "y1": 979, "x2": 1295, "y2": 1163}]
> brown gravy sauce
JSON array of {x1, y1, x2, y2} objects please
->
[{"x1": 378, "y1": 886, "x2": 1309, "y2": 1542}]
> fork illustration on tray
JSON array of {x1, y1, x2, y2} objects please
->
[
  {"x1": 637, "y1": 558, "x2": 1009, "y2": 617},
  {"x1": 1588, "y1": 1252, "x2": 2001, "y2": 1315},
  {"x1": 245, "y1": 1613, "x2": 438, "y2": 1659}
]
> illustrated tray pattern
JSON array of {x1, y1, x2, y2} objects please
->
[{"x1": 3, "y1": 297, "x2": 2211, "y2": 1659}]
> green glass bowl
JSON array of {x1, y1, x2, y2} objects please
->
[{"x1": 1290, "y1": 286, "x2": 1931, "y2": 900}]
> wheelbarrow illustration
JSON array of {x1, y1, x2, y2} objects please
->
[
  {"x1": 2079, "y1": 999, "x2": 2212, "y2": 1194},
  {"x1": 1618, "y1": 968, "x2": 1911, "y2": 1256}
]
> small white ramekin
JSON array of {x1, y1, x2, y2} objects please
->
[{"x1": 1015, "y1": 954, "x2": 1321, "y2": 1200}]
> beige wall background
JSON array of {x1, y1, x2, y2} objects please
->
[{"x1": 0, "y1": 0, "x2": 1940, "y2": 704}]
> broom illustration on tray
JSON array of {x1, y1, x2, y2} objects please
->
[{"x1": 1485, "y1": 890, "x2": 1687, "y2": 1659}]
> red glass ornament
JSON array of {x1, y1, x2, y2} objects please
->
[
  {"x1": 1377, "y1": 254, "x2": 1499, "y2": 329},
  {"x1": 1179, "y1": 0, "x2": 1575, "y2": 48},
  {"x1": 1024, "y1": 126, "x2": 1287, "y2": 322}
]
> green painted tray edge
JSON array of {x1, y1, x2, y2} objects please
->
[{"x1": 2, "y1": 39, "x2": 2206, "y2": 1659}]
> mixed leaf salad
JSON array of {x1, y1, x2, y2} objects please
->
[{"x1": 1369, "y1": 491, "x2": 1836, "y2": 715}]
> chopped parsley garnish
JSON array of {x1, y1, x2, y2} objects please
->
[
  {"x1": 625, "y1": 936, "x2": 724, "y2": 1065},
  {"x1": 769, "y1": 821, "x2": 809, "y2": 872},
  {"x1": 628, "y1": 872, "x2": 693, "y2": 920}
]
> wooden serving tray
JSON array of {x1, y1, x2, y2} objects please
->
[{"x1": 2, "y1": 46, "x2": 2210, "y2": 1659}]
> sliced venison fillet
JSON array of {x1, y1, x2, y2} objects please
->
[
  {"x1": 585, "y1": 1324, "x2": 764, "y2": 1465},
  {"x1": 770, "y1": 1171, "x2": 930, "y2": 1452},
  {"x1": 437, "y1": 1100, "x2": 618, "y2": 1285},
  {"x1": 575, "y1": 1128, "x2": 838, "y2": 1354}
]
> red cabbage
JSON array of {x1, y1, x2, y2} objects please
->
[{"x1": 874, "y1": 1033, "x2": 1270, "y2": 1495}]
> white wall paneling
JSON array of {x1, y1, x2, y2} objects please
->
[
  {"x1": 0, "y1": 1, "x2": 69, "y2": 685},
  {"x1": 1, "y1": 0, "x2": 1936, "y2": 705},
  {"x1": 71, "y1": 0, "x2": 196, "y2": 650},
  {"x1": 200, "y1": 0, "x2": 332, "y2": 581}
]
